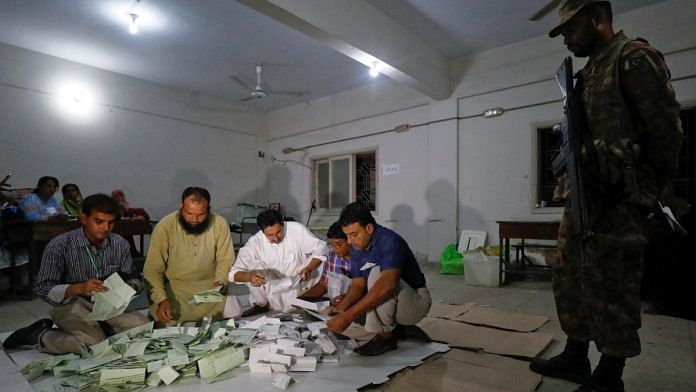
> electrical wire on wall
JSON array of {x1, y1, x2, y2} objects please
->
[
  {"x1": 280, "y1": 98, "x2": 564, "y2": 153},
  {"x1": 279, "y1": 43, "x2": 696, "y2": 155},
  {"x1": 270, "y1": 156, "x2": 313, "y2": 169},
  {"x1": 269, "y1": 155, "x2": 316, "y2": 224}
]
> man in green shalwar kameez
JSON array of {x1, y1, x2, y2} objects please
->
[{"x1": 144, "y1": 187, "x2": 234, "y2": 325}]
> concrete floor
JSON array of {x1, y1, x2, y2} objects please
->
[{"x1": 1, "y1": 263, "x2": 695, "y2": 391}]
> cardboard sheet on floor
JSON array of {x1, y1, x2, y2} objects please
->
[
  {"x1": 0, "y1": 350, "x2": 33, "y2": 392},
  {"x1": 427, "y1": 301, "x2": 476, "y2": 319},
  {"x1": 7, "y1": 341, "x2": 449, "y2": 392},
  {"x1": 417, "y1": 317, "x2": 552, "y2": 358},
  {"x1": 387, "y1": 348, "x2": 541, "y2": 392},
  {"x1": 454, "y1": 306, "x2": 548, "y2": 332}
]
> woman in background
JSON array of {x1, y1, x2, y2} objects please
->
[
  {"x1": 60, "y1": 183, "x2": 83, "y2": 217},
  {"x1": 20, "y1": 176, "x2": 65, "y2": 221}
]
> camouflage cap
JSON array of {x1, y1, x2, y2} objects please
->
[{"x1": 549, "y1": 0, "x2": 610, "y2": 38}]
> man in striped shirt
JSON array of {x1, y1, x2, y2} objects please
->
[
  {"x1": 298, "y1": 221, "x2": 353, "y2": 305},
  {"x1": 2, "y1": 194, "x2": 148, "y2": 354}
]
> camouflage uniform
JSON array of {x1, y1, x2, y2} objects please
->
[{"x1": 554, "y1": 31, "x2": 682, "y2": 358}]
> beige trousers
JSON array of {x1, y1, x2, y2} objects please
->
[
  {"x1": 343, "y1": 266, "x2": 432, "y2": 341},
  {"x1": 39, "y1": 297, "x2": 149, "y2": 354}
]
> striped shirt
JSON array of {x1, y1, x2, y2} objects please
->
[
  {"x1": 320, "y1": 249, "x2": 352, "y2": 282},
  {"x1": 34, "y1": 227, "x2": 142, "y2": 306}
]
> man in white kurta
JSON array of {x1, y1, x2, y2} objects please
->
[{"x1": 230, "y1": 210, "x2": 327, "y2": 314}]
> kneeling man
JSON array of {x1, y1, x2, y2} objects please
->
[
  {"x1": 230, "y1": 209, "x2": 327, "y2": 315},
  {"x1": 327, "y1": 202, "x2": 432, "y2": 356}
]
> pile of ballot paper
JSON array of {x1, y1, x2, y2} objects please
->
[{"x1": 20, "y1": 312, "x2": 354, "y2": 391}]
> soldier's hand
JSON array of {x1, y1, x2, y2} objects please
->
[
  {"x1": 82, "y1": 278, "x2": 107, "y2": 295},
  {"x1": 157, "y1": 299, "x2": 173, "y2": 323}
]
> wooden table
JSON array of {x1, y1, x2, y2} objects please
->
[
  {"x1": 497, "y1": 220, "x2": 560, "y2": 286},
  {"x1": 2, "y1": 219, "x2": 153, "y2": 298}
]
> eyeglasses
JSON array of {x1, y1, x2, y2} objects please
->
[{"x1": 329, "y1": 240, "x2": 347, "y2": 249}]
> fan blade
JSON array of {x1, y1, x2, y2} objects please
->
[
  {"x1": 267, "y1": 89, "x2": 306, "y2": 97},
  {"x1": 239, "y1": 95, "x2": 255, "y2": 102},
  {"x1": 529, "y1": 0, "x2": 561, "y2": 21},
  {"x1": 230, "y1": 76, "x2": 252, "y2": 91}
]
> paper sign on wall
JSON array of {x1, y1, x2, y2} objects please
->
[{"x1": 382, "y1": 163, "x2": 400, "y2": 176}]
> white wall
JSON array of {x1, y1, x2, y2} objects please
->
[
  {"x1": 0, "y1": 42, "x2": 268, "y2": 222},
  {"x1": 266, "y1": 0, "x2": 696, "y2": 262}
]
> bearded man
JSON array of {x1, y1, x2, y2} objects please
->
[{"x1": 144, "y1": 187, "x2": 234, "y2": 325}]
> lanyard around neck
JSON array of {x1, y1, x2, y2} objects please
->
[{"x1": 83, "y1": 245, "x2": 105, "y2": 274}]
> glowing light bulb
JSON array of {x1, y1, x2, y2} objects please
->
[
  {"x1": 128, "y1": 13, "x2": 138, "y2": 34},
  {"x1": 369, "y1": 61, "x2": 379, "y2": 78}
]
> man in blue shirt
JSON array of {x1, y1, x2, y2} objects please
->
[
  {"x1": 327, "y1": 202, "x2": 432, "y2": 356},
  {"x1": 298, "y1": 221, "x2": 353, "y2": 304}
]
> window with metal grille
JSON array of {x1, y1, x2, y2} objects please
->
[
  {"x1": 536, "y1": 107, "x2": 696, "y2": 211},
  {"x1": 536, "y1": 125, "x2": 563, "y2": 208},
  {"x1": 313, "y1": 151, "x2": 376, "y2": 213},
  {"x1": 674, "y1": 107, "x2": 695, "y2": 209}
]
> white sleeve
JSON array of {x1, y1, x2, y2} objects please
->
[
  {"x1": 229, "y1": 237, "x2": 260, "y2": 282},
  {"x1": 298, "y1": 224, "x2": 328, "y2": 264}
]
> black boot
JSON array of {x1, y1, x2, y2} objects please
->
[
  {"x1": 574, "y1": 354, "x2": 626, "y2": 392},
  {"x1": 530, "y1": 338, "x2": 591, "y2": 384}
]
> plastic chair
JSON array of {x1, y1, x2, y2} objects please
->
[
  {"x1": 457, "y1": 230, "x2": 487, "y2": 253},
  {"x1": 232, "y1": 216, "x2": 258, "y2": 251}
]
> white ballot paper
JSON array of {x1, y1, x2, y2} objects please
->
[
  {"x1": 290, "y1": 356, "x2": 317, "y2": 372},
  {"x1": 197, "y1": 346, "x2": 245, "y2": 379},
  {"x1": 272, "y1": 374, "x2": 294, "y2": 390},
  {"x1": 290, "y1": 298, "x2": 330, "y2": 312},
  {"x1": 157, "y1": 367, "x2": 179, "y2": 385},
  {"x1": 360, "y1": 262, "x2": 377, "y2": 271},
  {"x1": 99, "y1": 367, "x2": 146, "y2": 386},
  {"x1": 659, "y1": 202, "x2": 688, "y2": 234},
  {"x1": 188, "y1": 287, "x2": 225, "y2": 305},
  {"x1": 84, "y1": 273, "x2": 136, "y2": 321}
]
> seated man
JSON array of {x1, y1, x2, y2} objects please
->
[
  {"x1": 298, "y1": 221, "x2": 353, "y2": 305},
  {"x1": 144, "y1": 187, "x2": 234, "y2": 325},
  {"x1": 230, "y1": 209, "x2": 327, "y2": 315},
  {"x1": 327, "y1": 202, "x2": 432, "y2": 356},
  {"x1": 3, "y1": 194, "x2": 149, "y2": 354}
]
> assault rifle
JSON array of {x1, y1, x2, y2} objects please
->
[{"x1": 551, "y1": 57, "x2": 593, "y2": 240}]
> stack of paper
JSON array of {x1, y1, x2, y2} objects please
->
[
  {"x1": 289, "y1": 298, "x2": 330, "y2": 312},
  {"x1": 188, "y1": 287, "x2": 225, "y2": 305},
  {"x1": 84, "y1": 273, "x2": 136, "y2": 321}
]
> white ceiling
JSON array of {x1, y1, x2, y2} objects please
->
[{"x1": 0, "y1": 0, "x2": 666, "y2": 112}]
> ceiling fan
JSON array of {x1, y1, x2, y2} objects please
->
[
  {"x1": 529, "y1": 0, "x2": 561, "y2": 21},
  {"x1": 230, "y1": 63, "x2": 307, "y2": 102}
]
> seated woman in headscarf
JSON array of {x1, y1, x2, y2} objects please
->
[
  {"x1": 111, "y1": 189, "x2": 150, "y2": 256},
  {"x1": 60, "y1": 183, "x2": 83, "y2": 217},
  {"x1": 20, "y1": 176, "x2": 66, "y2": 221}
]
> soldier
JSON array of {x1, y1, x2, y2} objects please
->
[
  {"x1": 530, "y1": 0, "x2": 682, "y2": 391},
  {"x1": 530, "y1": 1, "x2": 683, "y2": 392}
]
